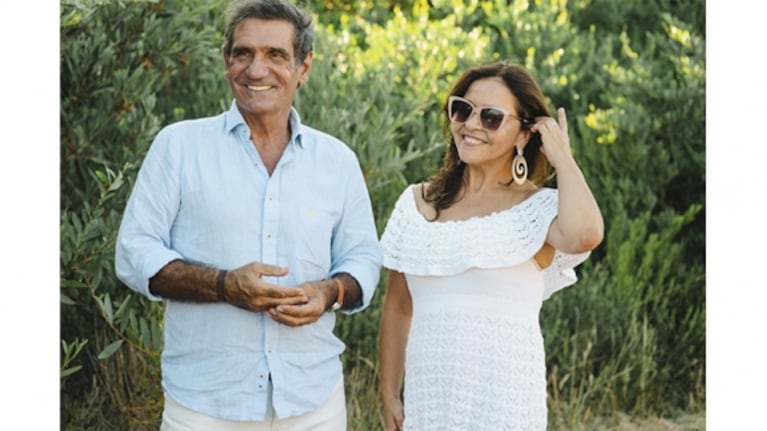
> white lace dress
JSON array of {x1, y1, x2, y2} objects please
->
[{"x1": 380, "y1": 185, "x2": 590, "y2": 431}]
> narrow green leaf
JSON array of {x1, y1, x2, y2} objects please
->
[
  {"x1": 61, "y1": 365, "x2": 83, "y2": 378},
  {"x1": 97, "y1": 339, "x2": 124, "y2": 360},
  {"x1": 95, "y1": 170, "x2": 108, "y2": 183},
  {"x1": 94, "y1": 295, "x2": 112, "y2": 324},
  {"x1": 103, "y1": 293, "x2": 113, "y2": 323},
  {"x1": 114, "y1": 295, "x2": 131, "y2": 320},
  {"x1": 140, "y1": 318, "x2": 151, "y2": 348},
  {"x1": 151, "y1": 319, "x2": 163, "y2": 351},
  {"x1": 107, "y1": 172, "x2": 124, "y2": 192},
  {"x1": 60, "y1": 293, "x2": 76, "y2": 305},
  {"x1": 94, "y1": 295, "x2": 106, "y2": 316},
  {"x1": 61, "y1": 279, "x2": 88, "y2": 289}
]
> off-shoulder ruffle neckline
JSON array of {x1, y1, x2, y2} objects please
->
[
  {"x1": 407, "y1": 184, "x2": 554, "y2": 226},
  {"x1": 380, "y1": 185, "x2": 558, "y2": 276},
  {"x1": 380, "y1": 184, "x2": 590, "y2": 299}
]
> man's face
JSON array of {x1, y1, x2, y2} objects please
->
[{"x1": 224, "y1": 18, "x2": 311, "y2": 119}]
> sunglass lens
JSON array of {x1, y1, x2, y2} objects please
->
[
  {"x1": 450, "y1": 99, "x2": 473, "y2": 123},
  {"x1": 480, "y1": 108, "x2": 505, "y2": 131}
]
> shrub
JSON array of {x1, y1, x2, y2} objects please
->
[
  {"x1": 60, "y1": 0, "x2": 228, "y2": 427},
  {"x1": 61, "y1": 0, "x2": 705, "y2": 428}
]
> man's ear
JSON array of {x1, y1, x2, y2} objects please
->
[{"x1": 297, "y1": 51, "x2": 313, "y2": 88}]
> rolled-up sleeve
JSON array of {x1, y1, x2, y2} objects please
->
[
  {"x1": 115, "y1": 128, "x2": 184, "y2": 301},
  {"x1": 329, "y1": 153, "x2": 382, "y2": 314}
]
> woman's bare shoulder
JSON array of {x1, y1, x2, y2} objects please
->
[{"x1": 411, "y1": 182, "x2": 436, "y2": 221}]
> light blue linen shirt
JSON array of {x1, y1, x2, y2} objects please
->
[{"x1": 115, "y1": 101, "x2": 382, "y2": 421}]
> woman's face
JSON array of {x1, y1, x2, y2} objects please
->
[{"x1": 449, "y1": 77, "x2": 529, "y2": 169}]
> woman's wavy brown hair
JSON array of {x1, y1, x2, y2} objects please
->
[{"x1": 424, "y1": 62, "x2": 552, "y2": 219}]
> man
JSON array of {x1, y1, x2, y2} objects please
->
[{"x1": 114, "y1": 1, "x2": 382, "y2": 429}]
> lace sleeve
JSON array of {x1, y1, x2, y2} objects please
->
[
  {"x1": 542, "y1": 250, "x2": 590, "y2": 300},
  {"x1": 380, "y1": 185, "x2": 416, "y2": 272}
]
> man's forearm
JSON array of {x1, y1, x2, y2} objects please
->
[
  {"x1": 149, "y1": 259, "x2": 220, "y2": 302},
  {"x1": 333, "y1": 272, "x2": 363, "y2": 310}
]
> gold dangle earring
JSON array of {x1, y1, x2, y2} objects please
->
[{"x1": 512, "y1": 146, "x2": 528, "y2": 185}]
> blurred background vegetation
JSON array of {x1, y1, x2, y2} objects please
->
[{"x1": 60, "y1": 0, "x2": 705, "y2": 429}]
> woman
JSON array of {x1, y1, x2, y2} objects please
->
[{"x1": 378, "y1": 62, "x2": 604, "y2": 430}]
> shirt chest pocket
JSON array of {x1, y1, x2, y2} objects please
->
[{"x1": 290, "y1": 201, "x2": 339, "y2": 281}]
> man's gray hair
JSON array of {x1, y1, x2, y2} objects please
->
[{"x1": 222, "y1": 0, "x2": 314, "y2": 64}]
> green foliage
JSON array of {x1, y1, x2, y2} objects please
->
[
  {"x1": 61, "y1": 0, "x2": 704, "y2": 428},
  {"x1": 61, "y1": 338, "x2": 88, "y2": 379},
  {"x1": 543, "y1": 7, "x2": 705, "y2": 417},
  {"x1": 60, "y1": 0, "x2": 229, "y2": 428},
  {"x1": 297, "y1": 3, "x2": 491, "y2": 229},
  {"x1": 296, "y1": 1, "x2": 492, "y2": 361}
]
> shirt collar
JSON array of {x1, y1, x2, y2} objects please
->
[{"x1": 224, "y1": 100, "x2": 305, "y2": 149}]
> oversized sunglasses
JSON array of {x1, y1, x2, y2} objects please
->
[{"x1": 448, "y1": 95, "x2": 529, "y2": 132}]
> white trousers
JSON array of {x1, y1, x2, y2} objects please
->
[{"x1": 160, "y1": 377, "x2": 347, "y2": 431}]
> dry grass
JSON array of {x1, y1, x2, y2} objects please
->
[{"x1": 554, "y1": 412, "x2": 706, "y2": 431}]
